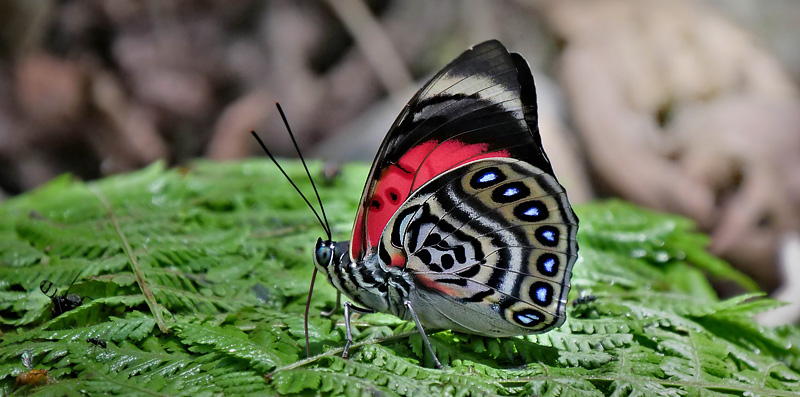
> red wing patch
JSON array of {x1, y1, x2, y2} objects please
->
[
  {"x1": 414, "y1": 273, "x2": 455, "y2": 296},
  {"x1": 390, "y1": 253, "x2": 406, "y2": 268},
  {"x1": 353, "y1": 140, "x2": 509, "y2": 259}
]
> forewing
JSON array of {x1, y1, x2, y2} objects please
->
[
  {"x1": 350, "y1": 40, "x2": 554, "y2": 263},
  {"x1": 379, "y1": 158, "x2": 578, "y2": 336}
]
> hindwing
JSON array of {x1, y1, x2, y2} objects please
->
[{"x1": 379, "y1": 158, "x2": 578, "y2": 336}]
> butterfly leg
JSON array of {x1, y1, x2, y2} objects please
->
[
  {"x1": 320, "y1": 292, "x2": 341, "y2": 317},
  {"x1": 342, "y1": 301, "x2": 374, "y2": 359},
  {"x1": 404, "y1": 301, "x2": 444, "y2": 369}
]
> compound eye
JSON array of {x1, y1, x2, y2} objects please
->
[{"x1": 314, "y1": 239, "x2": 333, "y2": 266}]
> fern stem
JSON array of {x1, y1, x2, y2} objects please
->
[{"x1": 91, "y1": 187, "x2": 169, "y2": 333}]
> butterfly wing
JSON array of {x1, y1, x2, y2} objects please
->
[
  {"x1": 380, "y1": 158, "x2": 578, "y2": 336},
  {"x1": 350, "y1": 40, "x2": 555, "y2": 264}
]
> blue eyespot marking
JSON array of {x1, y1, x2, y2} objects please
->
[
  {"x1": 530, "y1": 282, "x2": 554, "y2": 306},
  {"x1": 514, "y1": 200, "x2": 548, "y2": 222},
  {"x1": 478, "y1": 172, "x2": 497, "y2": 183},
  {"x1": 543, "y1": 258, "x2": 555, "y2": 273},
  {"x1": 492, "y1": 182, "x2": 530, "y2": 203},
  {"x1": 517, "y1": 313, "x2": 541, "y2": 325},
  {"x1": 536, "y1": 253, "x2": 559, "y2": 276},
  {"x1": 516, "y1": 312, "x2": 539, "y2": 324},
  {"x1": 512, "y1": 308, "x2": 546, "y2": 327},
  {"x1": 536, "y1": 287, "x2": 549, "y2": 303},
  {"x1": 535, "y1": 226, "x2": 559, "y2": 247},
  {"x1": 470, "y1": 167, "x2": 506, "y2": 189}
]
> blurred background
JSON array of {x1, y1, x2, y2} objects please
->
[{"x1": 0, "y1": 0, "x2": 798, "y2": 322}]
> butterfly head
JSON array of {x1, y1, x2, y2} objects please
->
[
  {"x1": 313, "y1": 238, "x2": 350, "y2": 275},
  {"x1": 313, "y1": 238, "x2": 334, "y2": 272}
]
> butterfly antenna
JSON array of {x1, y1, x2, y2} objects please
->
[
  {"x1": 250, "y1": 130, "x2": 331, "y2": 239},
  {"x1": 274, "y1": 103, "x2": 332, "y2": 240}
]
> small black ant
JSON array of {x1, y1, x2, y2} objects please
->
[
  {"x1": 572, "y1": 294, "x2": 598, "y2": 307},
  {"x1": 40, "y1": 274, "x2": 87, "y2": 316},
  {"x1": 86, "y1": 337, "x2": 107, "y2": 348}
]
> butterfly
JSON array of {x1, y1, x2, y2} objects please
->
[{"x1": 254, "y1": 39, "x2": 578, "y2": 368}]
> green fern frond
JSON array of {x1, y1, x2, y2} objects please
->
[
  {"x1": 68, "y1": 360, "x2": 205, "y2": 396},
  {"x1": 1, "y1": 160, "x2": 798, "y2": 396},
  {"x1": 1, "y1": 313, "x2": 155, "y2": 348},
  {"x1": 176, "y1": 322, "x2": 298, "y2": 372},
  {"x1": 524, "y1": 378, "x2": 604, "y2": 397},
  {"x1": 608, "y1": 380, "x2": 684, "y2": 397},
  {"x1": 0, "y1": 238, "x2": 45, "y2": 268}
]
